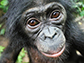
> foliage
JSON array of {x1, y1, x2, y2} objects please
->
[
  {"x1": 0, "y1": 23, "x2": 5, "y2": 35},
  {"x1": 0, "y1": 46, "x2": 5, "y2": 57},
  {"x1": 0, "y1": 0, "x2": 8, "y2": 35},
  {"x1": 0, "y1": 28, "x2": 5, "y2": 35},
  {"x1": 16, "y1": 48, "x2": 28, "y2": 63},
  {"x1": 0, "y1": 46, "x2": 28, "y2": 63},
  {"x1": 74, "y1": 1, "x2": 84, "y2": 16},
  {"x1": 0, "y1": 0, "x2": 8, "y2": 12}
]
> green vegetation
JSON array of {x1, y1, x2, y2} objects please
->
[
  {"x1": 0, "y1": 0, "x2": 8, "y2": 12},
  {"x1": 0, "y1": 0, "x2": 8, "y2": 35},
  {"x1": 0, "y1": 46, "x2": 5, "y2": 57},
  {"x1": 0, "y1": 27, "x2": 5, "y2": 35},
  {"x1": 16, "y1": 48, "x2": 28, "y2": 63},
  {"x1": 74, "y1": 0, "x2": 84, "y2": 16},
  {"x1": 0, "y1": 46, "x2": 28, "y2": 63}
]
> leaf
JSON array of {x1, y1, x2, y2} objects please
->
[
  {"x1": 0, "y1": 28, "x2": 5, "y2": 35},
  {"x1": 80, "y1": 10, "x2": 84, "y2": 16},
  {"x1": 16, "y1": 48, "x2": 27, "y2": 63},
  {"x1": 77, "y1": 2, "x2": 83, "y2": 6},
  {"x1": 0, "y1": 0, "x2": 8, "y2": 6},
  {"x1": 0, "y1": 24, "x2": 2, "y2": 28},
  {"x1": 0, "y1": 46, "x2": 5, "y2": 52},
  {"x1": 0, "y1": 46, "x2": 5, "y2": 57}
]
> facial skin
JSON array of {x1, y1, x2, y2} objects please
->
[{"x1": 22, "y1": 2, "x2": 67, "y2": 58}]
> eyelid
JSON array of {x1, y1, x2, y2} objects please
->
[
  {"x1": 26, "y1": 13, "x2": 35, "y2": 17},
  {"x1": 27, "y1": 18, "x2": 40, "y2": 23}
]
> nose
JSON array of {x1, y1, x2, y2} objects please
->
[{"x1": 43, "y1": 27, "x2": 57, "y2": 39}]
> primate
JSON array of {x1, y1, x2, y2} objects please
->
[{"x1": 0, "y1": 0, "x2": 84, "y2": 63}]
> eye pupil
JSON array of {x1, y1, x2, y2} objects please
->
[
  {"x1": 51, "y1": 11, "x2": 60, "y2": 18},
  {"x1": 29, "y1": 20, "x2": 35, "y2": 25},
  {"x1": 28, "y1": 19, "x2": 39, "y2": 26}
]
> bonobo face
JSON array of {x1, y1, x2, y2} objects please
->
[{"x1": 22, "y1": 2, "x2": 67, "y2": 58}]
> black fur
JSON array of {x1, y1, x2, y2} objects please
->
[{"x1": 0, "y1": 0, "x2": 84, "y2": 63}]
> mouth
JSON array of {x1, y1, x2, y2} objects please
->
[{"x1": 41, "y1": 46, "x2": 65, "y2": 58}]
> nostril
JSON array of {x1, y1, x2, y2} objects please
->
[{"x1": 52, "y1": 33, "x2": 57, "y2": 38}]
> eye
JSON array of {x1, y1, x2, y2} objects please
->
[
  {"x1": 27, "y1": 18, "x2": 40, "y2": 26},
  {"x1": 50, "y1": 11, "x2": 60, "y2": 19}
]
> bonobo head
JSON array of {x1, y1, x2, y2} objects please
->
[{"x1": 21, "y1": 1, "x2": 67, "y2": 58}]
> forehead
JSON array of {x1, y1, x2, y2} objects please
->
[
  {"x1": 33, "y1": 0, "x2": 56, "y2": 5},
  {"x1": 23, "y1": 2, "x2": 64, "y2": 15},
  {"x1": 31, "y1": 0, "x2": 61, "y2": 7}
]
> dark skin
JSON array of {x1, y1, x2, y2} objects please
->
[{"x1": 0, "y1": 0, "x2": 84, "y2": 63}]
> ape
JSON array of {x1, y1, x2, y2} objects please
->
[{"x1": 0, "y1": 0, "x2": 84, "y2": 63}]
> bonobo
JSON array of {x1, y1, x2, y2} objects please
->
[{"x1": 0, "y1": 0, "x2": 84, "y2": 63}]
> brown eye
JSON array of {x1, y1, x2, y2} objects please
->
[
  {"x1": 27, "y1": 19, "x2": 40, "y2": 26},
  {"x1": 51, "y1": 11, "x2": 60, "y2": 18}
]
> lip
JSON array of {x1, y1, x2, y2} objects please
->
[{"x1": 41, "y1": 46, "x2": 65, "y2": 58}]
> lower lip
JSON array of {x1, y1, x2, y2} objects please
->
[{"x1": 41, "y1": 46, "x2": 65, "y2": 58}]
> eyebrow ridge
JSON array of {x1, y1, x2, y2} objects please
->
[{"x1": 24, "y1": 2, "x2": 62, "y2": 15}]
